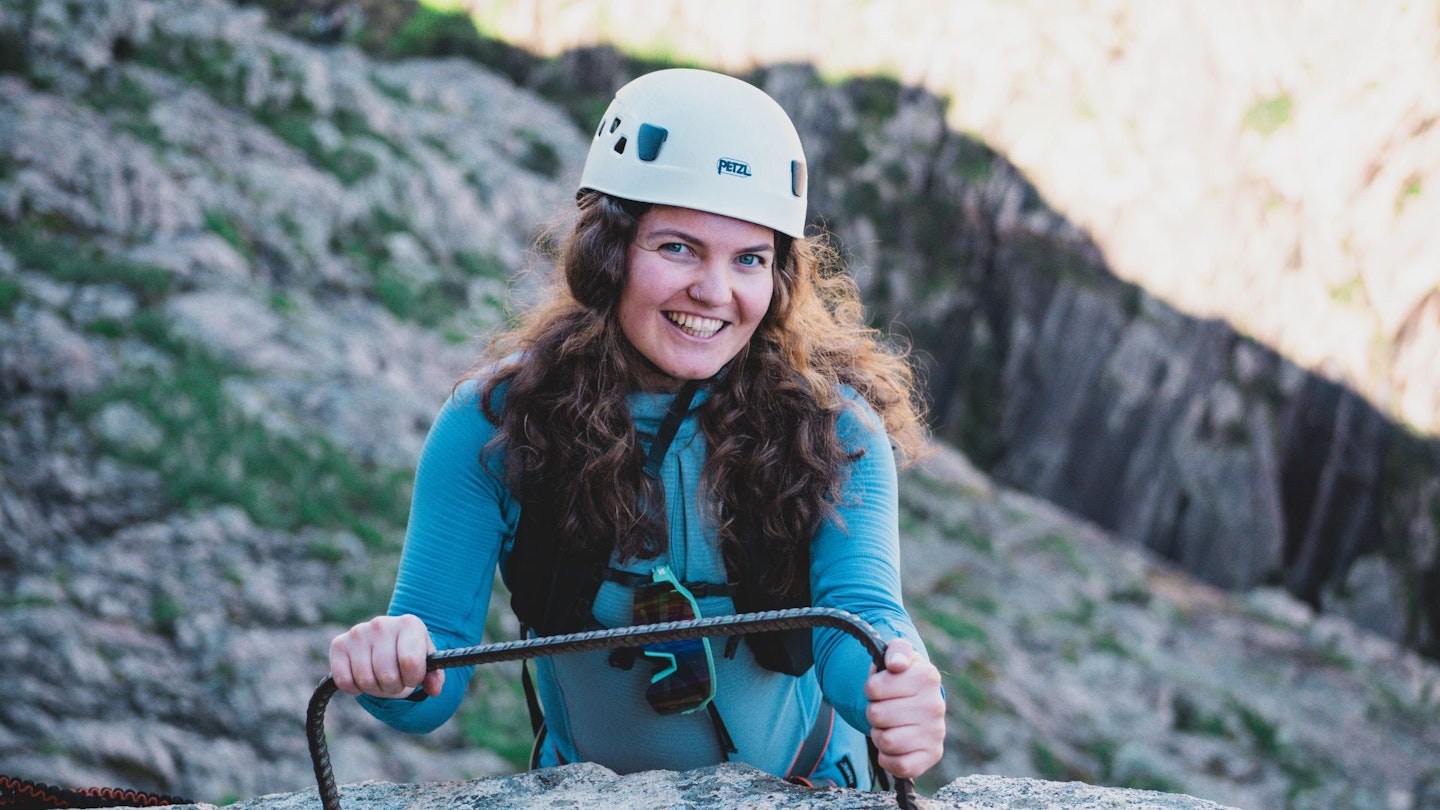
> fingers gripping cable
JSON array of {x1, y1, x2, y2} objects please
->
[{"x1": 307, "y1": 607, "x2": 920, "y2": 810}]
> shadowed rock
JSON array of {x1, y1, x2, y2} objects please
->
[{"x1": 165, "y1": 762, "x2": 1242, "y2": 809}]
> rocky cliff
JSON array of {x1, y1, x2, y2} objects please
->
[
  {"x1": 459, "y1": 0, "x2": 1440, "y2": 438},
  {"x1": 153, "y1": 761, "x2": 1246, "y2": 809},
  {"x1": 1, "y1": 2, "x2": 1439, "y2": 810},
  {"x1": 402, "y1": 6, "x2": 1440, "y2": 657}
]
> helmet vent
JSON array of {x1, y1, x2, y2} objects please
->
[
  {"x1": 609, "y1": 117, "x2": 623, "y2": 134},
  {"x1": 637, "y1": 124, "x2": 668, "y2": 162},
  {"x1": 791, "y1": 160, "x2": 808, "y2": 198},
  {"x1": 613, "y1": 136, "x2": 628, "y2": 155}
]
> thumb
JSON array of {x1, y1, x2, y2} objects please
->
[
  {"x1": 884, "y1": 637, "x2": 917, "y2": 672},
  {"x1": 421, "y1": 635, "x2": 443, "y2": 696},
  {"x1": 422, "y1": 668, "x2": 445, "y2": 697}
]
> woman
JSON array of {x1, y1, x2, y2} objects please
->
[{"x1": 329, "y1": 68, "x2": 945, "y2": 788}]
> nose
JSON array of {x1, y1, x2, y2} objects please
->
[{"x1": 688, "y1": 261, "x2": 732, "y2": 306}]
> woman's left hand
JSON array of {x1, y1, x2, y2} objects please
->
[{"x1": 864, "y1": 638, "x2": 946, "y2": 779}]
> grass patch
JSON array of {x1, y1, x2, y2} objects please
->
[
  {"x1": 944, "y1": 658, "x2": 996, "y2": 712},
  {"x1": 0, "y1": 277, "x2": 21, "y2": 316},
  {"x1": 1171, "y1": 693, "x2": 1231, "y2": 738},
  {"x1": 331, "y1": 211, "x2": 473, "y2": 326},
  {"x1": 1029, "y1": 532, "x2": 1087, "y2": 574},
  {"x1": 1244, "y1": 93, "x2": 1293, "y2": 137},
  {"x1": 847, "y1": 74, "x2": 903, "y2": 119},
  {"x1": 150, "y1": 593, "x2": 183, "y2": 638},
  {"x1": 1030, "y1": 740, "x2": 1086, "y2": 782},
  {"x1": 74, "y1": 319, "x2": 411, "y2": 546},
  {"x1": 1083, "y1": 738, "x2": 1183, "y2": 793},
  {"x1": 1397, "y1": 172, "x2": 1422, "y2": 212},
  {"x1": 1090, "y1": 631, "x2": 1129, "y2": 658},
  {"x1": 515, "y1": 128, "x2": 561, "y2": 178},
  {"x1": 455, "y1": 251, "x2": 507, "y2": 279},
  {"x1": 134, "y1": 37, "x2": 241, "y2": 107},
  {"x1": 1, "y1": 224, "x2": 173, "y2": 304},
  {"x1": 253, "y1": 105, "x2": 386, "y2": 186},
  {"x1": 920, "y1": 605, "x2": 988, "y2": 645},
  {"x1": 1328, "y1": 276, "x2": 1366, "y2": 306},
  {"x1": 204, "y1": 209, "x2": 253, "y2": 260},
  {"x1": 86, "y1": 72, "x2": 154, "y2": 114},
  {"x1": 382, "y1": 4, "x2": 494, "y2": 61},
  {"x1": 0, "y1": 25, "x2": 30, "y2": 77},
  {"x1": 1229, "y1": 697, "x2": 1324, "y2": 798},
  {"x1": 454, "y1": 662, "x2": 535, "y2": 770}
]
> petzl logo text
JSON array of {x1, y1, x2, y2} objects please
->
[{"x1": 717, "y1": 158, "x2": 752, "y2": 177}]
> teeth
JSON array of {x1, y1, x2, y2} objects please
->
[{"x1": 666, "y1": 312, "x2": 724, "y2": 338}]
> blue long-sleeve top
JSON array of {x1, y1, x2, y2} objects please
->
[{"x1": 357, "y1": 378, "x2": 927, "y2": 787}]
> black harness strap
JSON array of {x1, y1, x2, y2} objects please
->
[
  {"x1": 643, "y1": 380, "x2": 701, "y2": 479},
  {"x1": 786, "y1": 700, "x2": 835, "y2": 782},
  {"x1": 706, "y1": 702, "x2": 738, "y2": 759}
]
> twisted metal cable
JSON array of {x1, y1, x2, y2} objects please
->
[
  {"x1": 0, "y1": 774, "x2": 191, "y2": 808},
  {"x1": 308, "y1": 607, "x2": 918, "y2": 810}
]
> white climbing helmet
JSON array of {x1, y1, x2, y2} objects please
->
[{"x1": 578, "y1": 68, "x2": 809, "y2": 238}]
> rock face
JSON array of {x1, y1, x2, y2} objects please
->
[
  {"x1": 165, "y1": 762, "x2": 1244, "y2": 810},
  {"x1": 393, "y1": 18, "x2": 1440, "y2": 658},
  {"x1": 459, "y1": 0, "x2": 1440, "y2": 440},
  {"x1": 2, "y1": 2, "x2": 1440, "y2": 810},
  {"x1": 751, "y1": 67, "x2": 1440, "y2": 657}
]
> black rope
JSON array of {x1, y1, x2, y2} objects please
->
[
  {"x1": 0, "y1": 775, "x2": 190, "y2": 808},
  {"x1": 307, "y1": 607, "x2": 919, "y2": 810}
]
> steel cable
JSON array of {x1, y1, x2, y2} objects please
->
[
  {"x1": 308, "y1": 607, "x2": 918, "y2": 809},
  {"x1": 0, "y1": 774, "x2": 190, "y2": 808}
]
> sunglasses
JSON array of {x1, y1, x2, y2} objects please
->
[{"x1": 632, "y1": 564, "x2": 717, "y2": 715}]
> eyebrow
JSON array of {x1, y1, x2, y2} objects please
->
[{"x1": 640, "y1": 227, "x2": 774, "y2": 255}]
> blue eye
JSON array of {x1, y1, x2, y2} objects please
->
[
  {"x1": 660, "y1": 242, "x2": 689, "y2": 255},
  {"x1": 737, "y1": 254, "x2": 765, "y2": 267}
]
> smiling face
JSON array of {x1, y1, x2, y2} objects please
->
[{"x1": 618, "y1": 205, "x2": 775, "y2": 387}]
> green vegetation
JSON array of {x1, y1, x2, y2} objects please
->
[
  {"x1": 1231, "y1": 698, "x2": 1325, "y2": 801},
  {"x1": 1029, "y1": 740, "x2": 1087, "y2": 782},
  {"x1": 330, "y1": 210, "x2": 489, "y2": 326},
  {"x1": 455, "y1": 250, "x2": 507, "y2": 280},
  {"x1": 382, "y1": 3, "x2": 497, "y2": 61},
  {"x1": 204, "y1": 209, "x2": 253, "y2": 259},
  {"x1": 919, "y1": 604, "x2": 989, "y2": 645},
  {"x1": 1244, "y1": 93, "x2": 1293, "y2": 137},
  {"x1": 943, "y1": 658, "x2": 996, "y2": 712},
  {"x1": 515, "y1": 128, "x2": 561, "y2": 179},
  {"x1": 135, "y1": 27, "x2": 389, "y2": 185},
  {"x1": 73, "y1": 316, "x2": 411, "y2": 548},
  {"x1": 1083, "y1": 737, "x2": 1183, "y2": 794},
  {"x1": 848, "y1": 74, "x2": 903, "y2": 119},
  {"x1": 0, "y1": 277, "x2": 20, "y2": 317},
  {"x1": 1328, "y1": 275, "x2": 1366, "y2": 306},
  {"x1": 1, "y1": 224, "x2": 174, "y2": 305},
  {"x1": 454, "y1": 662, "x2": 535, "y2": 770},
  {"x1": 1090, "y1": 631, "x2": 1130, "y2": 658},
  {"x1": 1030, "y1": 531, "x2": 1087, "y2": 575},
  {"x1": 85, "y1": 72, "x2": 154, "y2": 114},
  {"x1": 255, "y1": 108, "x2": 386, "y2": 186},
  {"x1": 0, "y1": 23, "x2": 30, "y2": 77},
  {"x1": 952, "y1": 139, "x2": 995, "y2": 182},
  {"x1": 150, "y1": 593, "x2": 184, "y2": 639},
  {"x1": 134, "y1": 38, "x2": 241, "y2": 107},
  {"x1": 1397, "y1": 172, "x2": 1422, "y2": 212},
  {"x1": 1171, "y1": 693, "x2": 1233, "y2": 738}
]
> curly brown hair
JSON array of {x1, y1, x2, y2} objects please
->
[{"x1": 472, "y1": 191, "x2": 927, "y2": 596}]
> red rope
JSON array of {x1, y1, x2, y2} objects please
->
[{"x1": 0, "y1": 774, "x2": 191, "y2": 808}]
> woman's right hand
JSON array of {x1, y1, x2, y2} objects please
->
[{"x1": 328, "y1": 614, "x2": 445, "y2": 699}]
